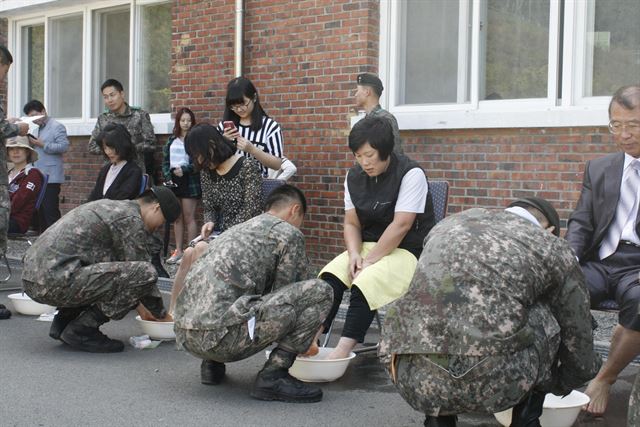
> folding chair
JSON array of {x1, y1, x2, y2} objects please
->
[{"x1": 322, "y1": 180, "x2": 450, "y2": 352}]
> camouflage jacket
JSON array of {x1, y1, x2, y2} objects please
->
[
  {"x1": 380, "y1": 208, "x2": 600, "y2": 390},
  {"x1": 367, "y1": 104, "x2": 402, "y2": 154},
  {"x1": 174, "y1": 213, "x2": 311, "y2": 331},
  {"x1": 22, "y1": 199, "x2": 152, "y2": 284},
  {"x1": 88, "y1": 104, "x2": 156, "y2": 167},
  {"x1": 0, "y1": 102, "x2": 21, "y2": 186}
]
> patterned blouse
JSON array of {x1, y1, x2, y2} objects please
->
[{"x1": 200, "y1": 156, "x2": 263, "y2": 231}]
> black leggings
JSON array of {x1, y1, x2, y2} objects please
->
[{"x1": 321, "y1": 273, "x2": 376, "y2": 343}]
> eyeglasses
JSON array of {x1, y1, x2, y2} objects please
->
[
  {"x1": 230, "y1": 98, "x2": 253, "y2": 112},
  {"x1": 609, "y1": 120, "x2": 640, "y2": 135}
]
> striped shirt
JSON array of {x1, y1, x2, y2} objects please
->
[{"x1": 219, "y1": 115, "x2": 283, "y2": 177}]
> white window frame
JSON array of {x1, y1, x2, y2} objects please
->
[
  {"x1": 4, "y1": 0, "x2": 172, "y2": 136},
  {"x1": 379, "y1": 0, "x2": 611, "y2": 130}
]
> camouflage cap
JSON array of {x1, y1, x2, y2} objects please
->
[
  {"x1": 508, "y1": 197, "x2": 560, "y2": 236},
  {"x1": 150, "y1": 185, "x2": 181, "y2": 223}
]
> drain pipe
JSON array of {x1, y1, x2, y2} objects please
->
[{"x1": 234, "y1": 0, "x2": 244, "y2": 77}]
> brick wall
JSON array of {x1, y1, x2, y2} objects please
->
[{"x1": 2, "y1": 5, "x2": 620, "y2": 268}]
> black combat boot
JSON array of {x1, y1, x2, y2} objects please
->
[
  {"x1": 424, "y1": 415, "x2": 457, "y2": 427},
  {"x1": 49, "y1": 307, "x2": 86, "y2": 340},
  {"x1": 510, "y1": 390, "x2": 545, "y2": 427},
  {"x1": 151, "y1": 251, "x2": 169, "y2": 278},
  {"x1": 60, "y1": 306, "x2": 124, "y2": 353},
  {"x1": 201, "y1": 359, "x2": 226, "y2": 385},
  {"x1": 250, "y1": 347, "x2": 322, "y2": 403},
  {"x1": 0, "y1": 303, "x2": 11, "y2": 319}
]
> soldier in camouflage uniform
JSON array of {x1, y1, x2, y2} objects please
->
[
  {"x1": 174, "y1": 184, "x2": 333, "y2": 403},
  {"x1": 355, "y1": 73, "x2": 402, "y2": 154},
  {"x1": 88, "y1": 78, "x2": 156, "y2": 173},
  {"x1": 22, "y1": 186, "x2": 180, "y2": 353},
  {"x1": 379, "y1": 197, "x2": 602, "y2": 427},
  {"x1": 0, "y1": 46, "x2": 29, "y2": 258}
]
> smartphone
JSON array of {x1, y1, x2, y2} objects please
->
[{"x1": 223, "y1": 121, "x2": 237, "y2": 132}]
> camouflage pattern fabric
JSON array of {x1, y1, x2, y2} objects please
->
[
  {"x1": 391, "y1": 303, "x2": 561, "y2": 416},
  {"x1": 21, "y1": 199, "x2": 165, "y2": 318},
  {"x1": 379, "y1": 208, "x2": 601, "y2": 414},
  {"x1": 0, "y1": 102, "x2": 21, "y2": 255},
  {"x1": 174, "y1": 213, "x2": 332, "y2": 361},
  {"x1": 88, "y1": 104, "x2": 156, "y2": 171},
  {"x1": 366, "y1": 104, "x2": 402, "y2": 154},
  {"x1": 630, "y1": 372, "x2": 640, "y2": 426},
  {"x1": 176, "y1": 280, "x2": 332, "y2": 362}
]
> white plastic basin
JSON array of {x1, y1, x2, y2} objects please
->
[
  {"x1": 135, "y1": 315, "x2": 175, "y2": 340},
  {"x1": 8, "y1": 293, "x2": 55, "y2": 316},
  {"x1": 494, "y1": 390, "x2": 590, "y2": 427},
  {"x1": 267, "y1": 347, "x2": 356, "y2": 382}
]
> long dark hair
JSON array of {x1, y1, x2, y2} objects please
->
[
  {"x1": 222, "y1": 77, "x2": 268, "y2": 132},
  {"x1": 172, "y1": 107, "x2": 196, "y2": 138},
  {"x1": 185, "y1": 124, "x2": 236, "y2": 171}
]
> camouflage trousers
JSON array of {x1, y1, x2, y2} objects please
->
[
  {"x1": 23, "y1": 261, "x2": 159, "y2": 320},
  {"x1": 0, "y1": 184, "x2": 9, "y2": 256},
  {"x1": 388, "y1": 304, "x2": 561, "y2": 416},
  {"x1": 176, "y1": 279, "x2": 332, "y2": 363},
  {"x1": 630, "y1": 373, "x2": 640, "y2": 426}
]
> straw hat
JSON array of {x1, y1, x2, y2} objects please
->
[{"x1": 6, "y1": 136, "x2": 38, "y2": 163}]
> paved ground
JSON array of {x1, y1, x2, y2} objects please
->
[{"x1": 0, "y1": 255, "x2": 636, "y2": 426}]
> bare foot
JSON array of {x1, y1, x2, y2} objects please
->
[
  {"x1": 583, "y1": 378, "x2": 612, "y2": 416},
  {"x1": 300, "y1": 341, "x2": 319, "y2": 357},
  {"x1": 326, "y1": 337, "x2": 357, "y2": 360}
]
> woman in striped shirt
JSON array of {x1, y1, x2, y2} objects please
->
[{"x1": 220, "y1": 77, "x2": 295, "y2": 179}]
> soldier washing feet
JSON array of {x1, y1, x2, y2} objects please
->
[{"x1": 21, "y1": 186, "x2": 180, "y2": 353}]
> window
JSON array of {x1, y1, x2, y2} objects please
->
[
  {"x1": 381, "y1": 0, "x2": 639, "y2": 129},
  {"x1": 19, "y1": 24, "x2": 44, "y2": 106},
  {"x1": 91, "y1": 7, "x2": 130, "y2": 117},
  {"x1": 7, "y1": 0, "x2": 172, "y2": 134},
  {"x1": 49, "y1": 14, "x2": 83, "y2": 118}
]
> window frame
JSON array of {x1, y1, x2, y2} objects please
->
[
  {"x1": 379, "y1": 0, "x2": 611, "y2": 130},
  {"x1": 5, "y1": 0, "x2": 172, "y2": 136}
]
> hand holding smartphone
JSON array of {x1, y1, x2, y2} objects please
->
[{"x1": 223, "y1": 121, "x2": 237, "y2": 132}]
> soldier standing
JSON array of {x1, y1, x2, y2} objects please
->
[
  {"x1": 174, "y1": 184, "x2": 333, "y2": 403},
  {"x1": 22, "y1": 186, "x2": 180, "y2": 353},
  {"x1": 88, "y1": 78, "x2": 156, "y2": 173},
  {"x1": 379, "y1": 198, "x2": 601, "y2": 427}
]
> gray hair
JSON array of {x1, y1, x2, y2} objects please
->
[{"x1": 609, "y1": 85, "x2": 640, "y2": 116}]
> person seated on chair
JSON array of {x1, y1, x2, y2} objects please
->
[
  {"x1": 163, "y1": 123, "x2": 263, "y2": 315},
  {"x1": 7, "y1": 136, "x2": 44, "y2": 234},
  {"x1": 21, "y1": 186, "x2": 180, "y2": 353},
  {"x1": 88, "y1": 123, "x2": 142, "y2": 202},
  {"x1": 379, "y1": 198, "x2": 601, "y2": 427},
  {"x1": 565, "y1": 85, "x2": 640, "y2": 416},
  {"x1": 174, "y1": 184, "x2": 333, "y2": 402},
  {"x1": 318, "y1": 115, "x2": 436, "y2": 360}
]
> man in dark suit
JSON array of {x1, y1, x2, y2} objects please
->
[{"x1": 566, "y1": 85, "x2": 640, "y2": 416}]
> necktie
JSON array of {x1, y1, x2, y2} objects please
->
[{"x1": 600, "y1": 160, "x2": 640, "y2": 259}]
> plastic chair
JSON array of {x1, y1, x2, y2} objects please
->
[
  {"x1": 261, "y1": 178, "x2": 285, "y2": 206},
  {"x1": 322, "y1": 180, "x2": 451, "y2": 351},
  {"x1": 139, "y1": 174, "x2": 149, "y2": 196}
]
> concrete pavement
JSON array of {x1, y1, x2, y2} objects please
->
[{"x1": 1, "y1": 269, "x2": 636, "y2": 426}]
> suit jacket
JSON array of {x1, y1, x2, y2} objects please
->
[
  {"x1": 89, "y1": 161, "x2": 142, "y2": 202},
  {"x1": 33, "y1": 117, "x2": 69, "y2": 184},
  {"x1": 565, "y1": 152, "x2": 637, "y2": 262}
]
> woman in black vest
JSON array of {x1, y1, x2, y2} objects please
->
[{"x1": 319, "y1": 116, "x2": 436, "y2": 360}]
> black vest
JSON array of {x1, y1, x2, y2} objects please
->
[{"x1": 347, "y1": 153, "x2": 435, "y2": 257}]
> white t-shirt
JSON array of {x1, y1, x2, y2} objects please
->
[
  {"x1": 169, "y1": 137, "x2": 189, "y2": 169},
  {"x1": 344, "y1": 168, "x2": 428, "y2": 213}
]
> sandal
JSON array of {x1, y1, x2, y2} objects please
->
[{"x1": 166, "y1": 249, "x2": 183, "y2": 264}]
